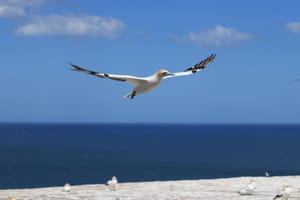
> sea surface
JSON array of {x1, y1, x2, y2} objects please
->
[{"x1": 0, "y1": 123, "x2": 299, "y2": 189}]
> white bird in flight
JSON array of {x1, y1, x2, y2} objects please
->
[{"x1": 70, "y1": 54, "x2": 216, "y2": 99}]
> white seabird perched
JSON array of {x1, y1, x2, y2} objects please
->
[
  {"x1": 70, "y1": 54, "x2": 216, "y2": 99},
  {"x1": 63, "y1": 183, "x2": 71, "y2": 192},
  {"x1": 106, "y1": 176, "x2": 118, "y2": 191},
  {"x1": 239, "y1": 179, "x2": 256, "y2": 195},
  {"x1": 273, "y1": 185, "x2": 291, "y2": 200}
]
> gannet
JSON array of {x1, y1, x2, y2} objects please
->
[
  {"x1": 239, "y1": 179, "x2": 256, "y2": 195},
  {"x1": 63, "y1": 183, "x2": 71, "y2": 192},
  {"x1": 273, "y1": 185, "x2": 291, "y2": 200},
  {"x1": 70, "y1": 54, "x2": 216, "y2": 99},
  {"x1": 106, "y1": 176, "x2": 118, "y2": 191}
]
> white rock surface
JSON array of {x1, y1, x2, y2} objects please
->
[{"x1": 0, "y1": 176, "x2": 300, "y2": 200}]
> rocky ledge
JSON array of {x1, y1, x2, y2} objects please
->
[{"x1": 0, "y1": 176, "x2": 300, "y2": 200}]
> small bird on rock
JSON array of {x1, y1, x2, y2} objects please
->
[
  {"x1": 63, "y1": 183, "x2": 71, "y2": 192},
  {"x1": 239, "y1": 179, "x2": 256, "y2": 195},
  {"x1": 273, "y1": 185, "x2": 291, "y2": 200},
  {"x1": 106, "y1": 176, "x2": 118, "y2": 191}
]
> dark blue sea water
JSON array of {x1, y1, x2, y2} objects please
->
[{"x1": 0, "y1": 123, "x2": 300, "y2": 189}]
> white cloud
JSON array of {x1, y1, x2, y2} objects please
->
[
  {"x1": 3, "y1": 0, "x2": 45, "y2": 6},
  {"x1": 286, "y1": 22, "x2": 300, "y2": 33},
  {"x1": 0, "y1": 0, "x2": 45, "y2": 17},
  {"x1": 171, "y1": 25, "x2": 253, "y2": 47},
  {"x1": 0, "y1": 5, "x2": 25, "y2": 17},
  {"x1": 1, "y1": 1, "x2": 126, "y2": 39},
  {"x1": 15, "y1": 14, "x2": 126, "y2": 39}
]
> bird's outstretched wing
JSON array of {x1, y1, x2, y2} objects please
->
[
  {"x1": 69, "y1": 63, "x2": 147, "y2": 86},
  {"x1": 163, "y1": 54, "x2": 216, "y2": 79}
]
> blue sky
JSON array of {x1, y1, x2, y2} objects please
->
[{"x1": 1, "y1": 0, "x2": 300, "y2": 123}]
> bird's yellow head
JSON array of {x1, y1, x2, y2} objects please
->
[{"x1": 156, "y1": 69, "x2": 173, "y2": 78}]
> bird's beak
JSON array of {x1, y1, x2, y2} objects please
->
[{"x1": 166, "y1": 72, "x2": 174, "y2": 76}]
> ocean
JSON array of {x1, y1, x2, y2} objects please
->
[{"x1": 0, "y1": 123, "x2": 299, "y2": 189}]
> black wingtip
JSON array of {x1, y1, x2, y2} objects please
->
[
  {"x1": 68, "y1": 61, "x2": 78, "y2": 70},
  {"x1": 68, "y1": 62, "x2": 87, "y2": 72},
  {"x1": 212, "y1": 53, "x2": 216, "y2": 60},
  {"x1": 184, "y1": 53, "x2": 216, "y2": 72},
  {"x1": 208, "y1": 53, "x2": 216, "y2": 61},
  {"x1": 68, "y1": 63, "x2": 77, "y2": 68},
  {"x1": 68, "y1": 62, "x2": 100, "y2": 77}
]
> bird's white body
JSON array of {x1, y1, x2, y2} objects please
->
[
  {"x1": 63, "y1": 183, "x2": 71, "y2": 192},
  {"x1": 123, "y1": 69, "x2": 169, "y2": 98},
  {"x1": 106, "y1": 176, "x2": 118, "y2": 191},
  {"x1": 70, "y1": 54, "x2": 216, "y2": 99},
  {"x1": 239, "y1": 180, "x2": 256, "y2": 195},
  {"x1": 273, "y1": 185, "x2": 291, "y2": 200}
]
